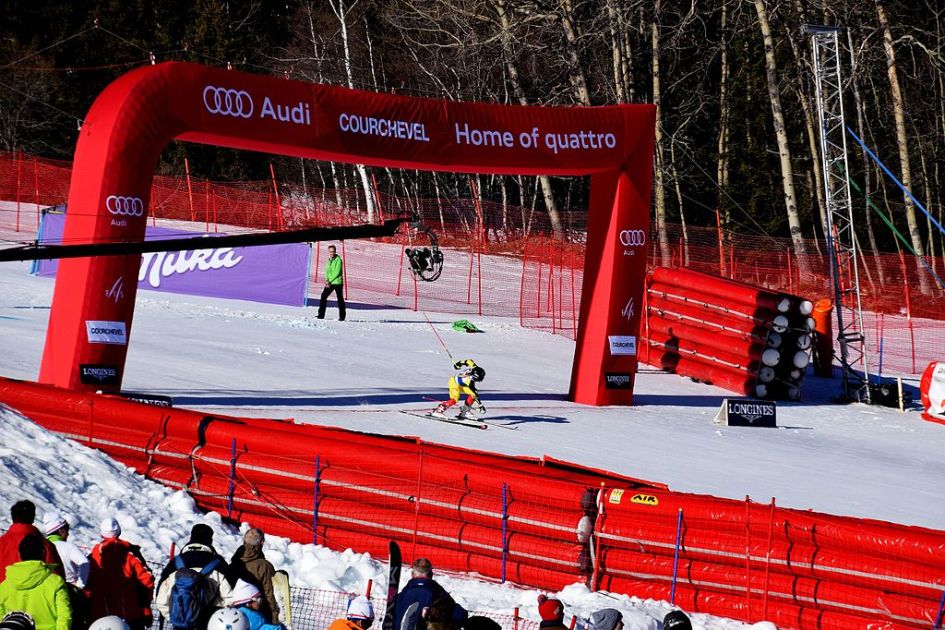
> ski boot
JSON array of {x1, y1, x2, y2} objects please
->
[
  {"x1": 456, "y1": 404, "x2": 473, "y2": 420},
  {"x1": 429, "y1": 403, "x2": 447, "y2": 419}
]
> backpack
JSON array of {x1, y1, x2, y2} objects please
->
[{"x1": 168, "y1": 555, "x2": 221, "y2": 629}]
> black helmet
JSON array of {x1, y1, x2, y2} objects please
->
[
  {"x1": 0, "y1": 612, "x2": 36, "y2": 630},
  {"x1": 662, "y1": 610, "x2": 691, "y2": 630},
  {"x1": 470, "y1": 366, "x2": 486, "y2": 382}
]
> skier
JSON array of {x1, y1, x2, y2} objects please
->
[{"x1": 430, "y1": 360, "x2": 486, "y2": 420}]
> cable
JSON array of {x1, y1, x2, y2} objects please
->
[
  {"x1": 420, "y1": 311, "x2": 454, "y2": 363},
  {"x1": 0, "y1": 78, "x2": 84, "y2": 123},
  {"x1": 0, "y1": 26, "x2": 99, "y2": 71},
  {"x1": 663, "y1": 125, "x2": 784, "y2": 249}
]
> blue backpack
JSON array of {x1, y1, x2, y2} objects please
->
[{"x1": 168, "y1": 555, "x2": 221, "y2": 629}]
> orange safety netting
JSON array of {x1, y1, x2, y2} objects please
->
[{"x1": 0, "y1": 150, "x2": 941, "y2": 377}]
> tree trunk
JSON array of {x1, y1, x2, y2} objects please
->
[
  {"x1": 494, "y1": 0, "x2": 564, "y2": 239},
  {"x1": 716, "y1": 0, "x2": 730, "y2": 239},
  {"x1": 652, "y1": 0, "x2": 671, "y2": 265},
  {"x1": 848, "y1": 29, "x2": 881, "y2": 262},
  {"x1": 788, "y1": 1, "x2": 827, "y2": 245},
  {"x1": 752, "y1": 0, "x2": 809, "y2": 273},
  {"x1": 558, "y1": 0, "x2": 592, "y2": 106},
  {"x1": 876, "y1": 0, "x2": 930, "y2": 293},
  {"x1": 606, "y1": 0, "x2": 626, "y2": 103},
  {"x1": 330, "y1": 0, "x2": 377, "y2": 223}
]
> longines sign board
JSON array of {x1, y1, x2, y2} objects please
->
[{"x1": 713, "y1": 398, "x2": 777, "y2": 428}]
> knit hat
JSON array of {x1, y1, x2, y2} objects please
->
[
  {"x1": 100, "y1": 517, "x2": 121, "y2": 538},
  {"x1": 537, "y1": 595, "x2": 564, "y2": 623},
  {"x1": 41, "y1": 512, "x2": 68, "y2": 536},
  {"x1": 230, "y1": 579, "x2": 261, "y2": 605},
  {"x1": 589, "y1": 609, "x2": 622, "y2": 630},
  {"x1": 190, "y1": 523, "x2": 214, "y2": 546},
  {"x1": 346, "y1": 595, "x2": 375, "y2": 621}
]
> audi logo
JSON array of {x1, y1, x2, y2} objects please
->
[
  {"x1": 203, "y1": 86, "x2": 254, "y2": 118},
  {"x1": 619, "y1": 229, "x2": 646, "y2": 247},
  {"x1": 105, "y1": 195, "x2": 144, "y2": 217}
]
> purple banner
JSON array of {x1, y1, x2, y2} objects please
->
[{"x1": 34, "y1": 211, "x2": 310, "y2": 306}]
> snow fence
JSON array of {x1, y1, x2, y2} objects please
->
[{"x1": 0, "y1": 376, "x2": 943, "y2": 629}]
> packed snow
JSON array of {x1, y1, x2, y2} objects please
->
[{"x1": 0, "y1": 231, "x2": 942, "y2": 629}]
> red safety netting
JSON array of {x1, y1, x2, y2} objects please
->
[
  {"x1": 0, "y1": 150, "x2": 942, "y2": 376},
  {"x1": 2, "y1": 377, "x2": 944, "y2": 630}
]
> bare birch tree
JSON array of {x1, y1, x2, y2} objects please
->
[{"x1": 752, "y1": 0, "x2": 809, "y2": 272}]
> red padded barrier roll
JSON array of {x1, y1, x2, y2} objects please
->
[
  {"x1": 650, "y1": 268, "x2": 788, "y2": 312},
  {"x1": 647, "y1": 315, "x2": 770, "y2": 359},
  {"x1": 599, "y1": 547, "x2": 935, "y2": 625},
  {"x1": 597, "y1": 575, "x2": 915, "y2": 630},
  {"x1": 647, "y1": 293, "x2": 770, "y2": 336},
  {"x1": 640, "y1": 341, "x2": 758, "y2": 395}
]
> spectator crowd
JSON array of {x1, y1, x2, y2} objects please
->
[{"x1": 0, "y1": 500, "x2": 692, "y2": 630}]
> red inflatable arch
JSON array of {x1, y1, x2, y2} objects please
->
[{"x1": 39, "y1": 62, "x2": 655, "y2": 405}]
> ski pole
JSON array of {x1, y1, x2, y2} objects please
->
[{"x1": 421, "y1": 310, "x2": 455, "y2": 362}]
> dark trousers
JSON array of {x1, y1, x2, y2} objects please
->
[{"x1": 317, "y1": 284, "x2": 346, "y2": 320}]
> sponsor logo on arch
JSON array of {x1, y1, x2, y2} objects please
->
[
  {"x1": 202, "y1": 85, "x2": 311, "y2": 126},
  {"x1": 106, "y1": 195, "x2": 144, "y2": 217},
  {"x1": 630, "y1": 494, "x2": 659, "y2": 506},
  {"x1": 608, "y1": 335, "x2": 637, "y2": 356},
  {"x1": 619, "y1": 227, "x2": 646, "y2": 255},
  {"x1": 203, "y1": 86, "x2": 254, "y2": 118}
]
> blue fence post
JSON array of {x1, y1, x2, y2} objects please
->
[
  {"x1": 227, "y1": 438, "x2": 237, "y2": 519},
  {"x1": 934, "y1": 590, "x2": 945, "y2": 629},
  {"x1": 877, "y1": 336, "x2": 884, "y2": 383},
  {"x1": 670, "y1": 508, "x2": 684, "y2": 605},
  {"x1": 313, "y1": 455, "x2": 321, "y2": 545},
  {"x1": 501, "y1": 483, "x2": 508, "y2": 584}
]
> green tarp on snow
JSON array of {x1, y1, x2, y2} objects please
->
[{"x1": 452, "y1": 319, "x2": 483, "y2": 333}]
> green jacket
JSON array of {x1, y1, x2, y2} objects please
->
[
  {"x1": 325, "y1": 254, "x2": 344, "y2": 285},
  {"x1": 0, "y1": 560, "x2": 72, "y2": 630}
]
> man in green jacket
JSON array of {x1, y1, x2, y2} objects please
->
[
  {"x1": 317, "y1": 244, "x2": 346, "y2": 321},
  {"x1": 0, "y1": 534, "x2": 71, "y2": 630}
]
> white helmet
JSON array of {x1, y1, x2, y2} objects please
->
[
  {"x1": 208, "y1": 608, "x2": 249, "y2": 630},
  {"x1": 89, "y1": 617, "x2": 130, "y2": 630}
]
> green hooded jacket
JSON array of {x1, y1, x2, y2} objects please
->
[
  {"x1": 325, "y1": 254, "x2": 344, "y2": 286},
  {"x1": 0, "y1": 560, "x2": 72, "y2": 630}
]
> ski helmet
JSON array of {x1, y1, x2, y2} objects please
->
[
  {"x1": 88, "y1": 617, "x2": 129, "y2": 630},
  {"x1": 662, "y1": 610, "x2": 692, "y2": 630},
  {"x1": 470, "y1": 366, "x2": 486, "y2": 382},
  {"x1": 208, "y1": 609, "x2": 249, "y2": 630},
  {"x1": 0, "y1": 612, "x2": 35, "y2": 630}
]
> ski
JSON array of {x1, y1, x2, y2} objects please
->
[
  {"x1": 400, "y1": 410, "x2": 488, "y2": 430},
  {"x1": 272, "y1": 569, "x2": 292, "y2": 629},
  {"x1": 382, "y1": 541, "x2": 402, "y2": 630}
]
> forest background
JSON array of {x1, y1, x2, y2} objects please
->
[{"x1": 1, "y1": 0, "x2": 941, "y2": 263}]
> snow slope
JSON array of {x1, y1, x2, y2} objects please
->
[{"x1": 0, "y1": 244, "x2": 943, "y2": 629}]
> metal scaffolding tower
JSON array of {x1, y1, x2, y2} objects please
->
[{"x1": 804, "y1": 24, "x2": 870, "y2": 402}]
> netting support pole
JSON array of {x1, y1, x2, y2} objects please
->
[
  {"x1": 670, "y1": 508, "x2": 683, "y2": 605},
  {"x1": 270, "y1": 163, "x2": 284, "y2": 231},
  {"x1": 933, "y1": 590, "x2": 945, "y2": 629},
  {"x1": 412, "y1": 448, "x2": 424, "y2": 560},
  {"x1": 500, "y1": 482, "x2": 508, "y2": 584},
  {"x1": 227, "y1": 438, "x2": 237, "y2": 519},
  {"x1": 716, "y1": 208, "x2": 725, "y2": 275},
  {"x1": 184, "y1": 158, "x2": 195, "y2": 222},
  {"x1": 763, "y1": 498, "x2": 776, "y2": 620},
  {"x1": 744, "y1": 496, "x2": 751, "y2": 620},
  {"x1": 15, "y1": 149, "x2": 22, "y2": 232},
  {"x1": 33, "y1": 156, "x2": 39, "y2": 226},
  {"x1": 519, "y1": 237, "x2": 528, "y2": 327},
  {"x1": 313, "y1": 455, "x2": 321, "y2": 545}
]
